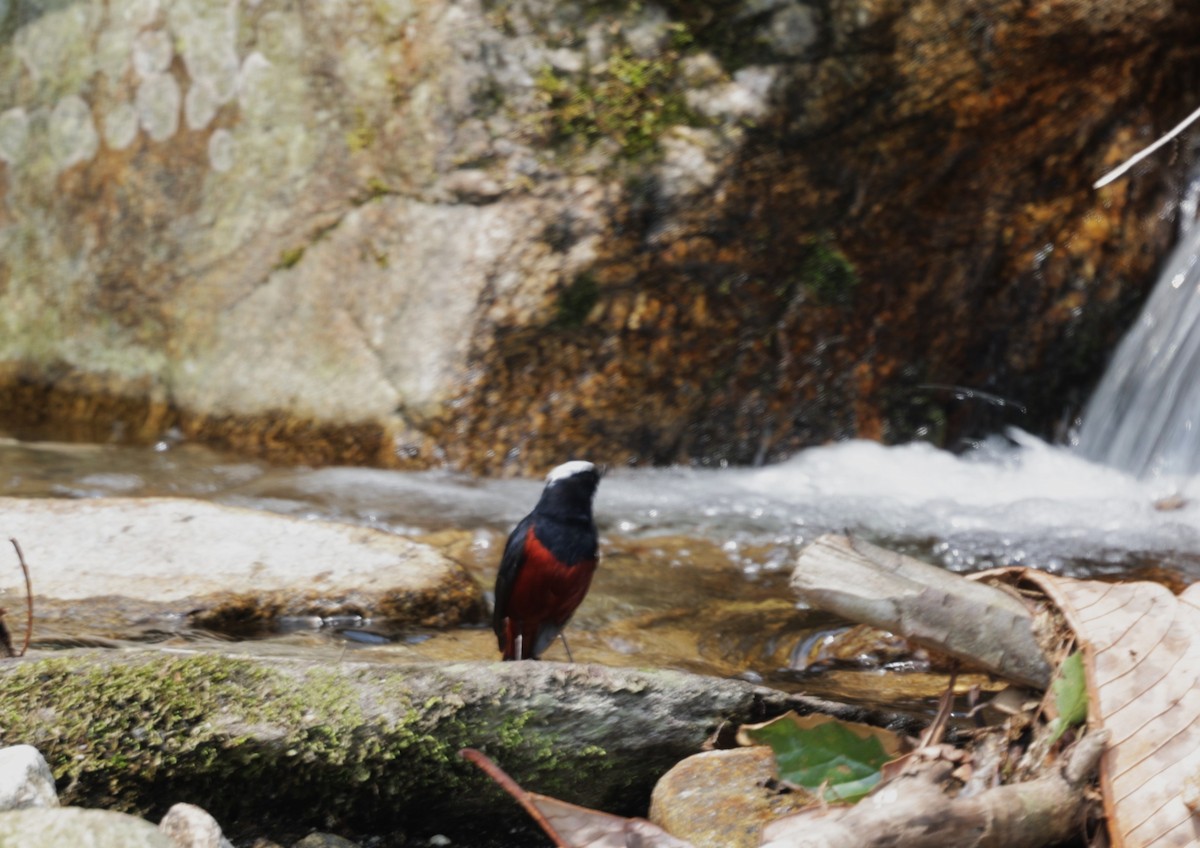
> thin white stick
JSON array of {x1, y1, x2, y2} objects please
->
[{"x1": 1094, "y1": 103, "x2": 1200, "y2": 189}]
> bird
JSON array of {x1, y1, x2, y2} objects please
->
[{"x1": 492, "y1": 460, "x2": 602, "y2": 661}]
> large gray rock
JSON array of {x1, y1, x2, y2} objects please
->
[
  {"x1": 0, "y1": 807, "x2": 173, "y2": 848},
  {"x1": 0, "y1": 496, "x2": 482, "y2": 636}
]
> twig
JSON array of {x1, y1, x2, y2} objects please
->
[
  {"x1": 9, "y1": 538, "x2": 32, "y2": 657},
  {"x1": 459, "y1": 748, "x2": 570, "y2": 848},
  {"x1": 920, "y1": 669, "x2": 959, "y2": 749},
  {"x1": 1094, "y1": 103, "x2": 1200, "y2": 188}
]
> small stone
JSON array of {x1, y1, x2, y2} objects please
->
[
  {"x1": 291, "y1": 834, "x2": 361, "y2": 848},
  {"x1": 49, "y1": 95, "x2": 99, "y2": 170},
  {"x1": 185, "y1": 80, "x2": 221, "y2": 131},
  {"x1": 103, "y1": 101, "x2": 140, "y2": 150},
  {"x1": 132, "y1": 28, "x2": 173, "y2": 77},
  {"x1": 763, "y1": 3, "x2": 817, "y2": 57},
  {"x1": 136, "y1": 72, "x2": 182, "y2": 142},
  {"x1": 0, "y1": 745, "x2": 58, "y2": 811},
  {"x1": 208, "y1": 128, "x2": 236, "y2": 172},
  {"x1": 441, "y1": 169, "x2": 503, "y2": 203},
  {"x1": 650, "y1": 747, "x2": 809, "y2": 848},
  {"x1": 158, "y1": 802, "x2": 233, "y2": 848},
  {"x1": 0, "y1": 107, "x2": 29, "y2": 164}
]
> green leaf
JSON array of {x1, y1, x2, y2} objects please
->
[
  {"x1": 1047, "y1": 650, "x2": 1088, "y2": 743},
  {"x1": 738, "y1": 712, "x2": 902, "y2": 802}
]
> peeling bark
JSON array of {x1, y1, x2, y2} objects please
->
[{"x1": 792, "y1": 535, "x2": 1053, "y2": 688}]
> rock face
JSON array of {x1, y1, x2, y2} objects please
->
[
  {"x1": 0, "y1": 497, "x2": 483, "y2": 636},
  {"x1": 1, "y1": 0, "x2": 1198, "y2": 472}
]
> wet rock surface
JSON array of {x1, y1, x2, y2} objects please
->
[
  {"x1": 0, "y1": 497, "x2": 484, "y2": 638},
  {"x1": 1, "y1": 1, "x2": 1198, "y2": 472}
]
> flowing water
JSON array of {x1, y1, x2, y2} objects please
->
[
  {"x1": 1076, "y1": 191, "x2": 1200, "y2": 480},
  {"x1": 3, "y1": 426, "x2": 1198, "y2": 697}
]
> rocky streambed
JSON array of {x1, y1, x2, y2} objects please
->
[
  {"x1": 0, "y1": 487, "x2": 821, "y2": 846},
  {"x1": 4, "y1": 433, "x2": 1200, "y2": 844}
]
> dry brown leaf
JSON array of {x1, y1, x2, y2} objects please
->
[
  {"x1": 1024, "y1": 574, "x2": 1200, "y2": 848},
  {"x1": 460, "y1": 748, "x2": 694, "y2": 848}
]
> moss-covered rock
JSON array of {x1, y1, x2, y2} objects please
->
[{"x1": 0, "y1": 650, "x2": 816, "y2": 844}]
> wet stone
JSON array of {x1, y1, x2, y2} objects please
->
[
  {"x1": 650, "y1": 747, "x2": 809, "y2": 848},
  {"x1": 0, "y1": 497, "x2": 484, "y2": 640}
]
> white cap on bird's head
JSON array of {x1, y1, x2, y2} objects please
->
[
  {"x1": 536, "y1": 460, "x2": 602, "y2": 519},
  {"x1": 545, "y1": 460, "x2": 598, "y2": 483}
]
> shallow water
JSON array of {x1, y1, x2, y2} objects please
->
[{"x1": 3, "y1": 428, "x2": 1198, "y2": 692}]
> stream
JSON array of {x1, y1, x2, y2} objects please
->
[{"x1": 3, "y1": 426, "x2": 1198, "y2": 706}]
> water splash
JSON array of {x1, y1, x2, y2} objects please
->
[
  {"x1": 6, "y1": 431, "x2": 1196, "y2": 580},
  {"x1": 1075, "y1": 194, "x2": 1200, "y2": 481}
]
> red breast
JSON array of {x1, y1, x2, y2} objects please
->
[{"x1": 500, "y1": 526, "x2": 596, "y2": 660}]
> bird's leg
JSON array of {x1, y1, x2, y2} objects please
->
[
  {"x1": 558, "y1": 632, "x2": 574, "y2": 663},
  {"x1": 515, "y1": 633, "x2": 524, "y2": 661}
]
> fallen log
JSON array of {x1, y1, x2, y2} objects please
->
[{"x1": 792, "y1": 535, "x2": 1053, "y2": 688}]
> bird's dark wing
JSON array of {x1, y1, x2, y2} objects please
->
[{"x1": 492, "y1": 512, "x2": 534, "y2": 643}]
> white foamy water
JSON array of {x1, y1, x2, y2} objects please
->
[
  {"x1": 209, "y1": 430, "x2": 1200, "y2": 578},
  {"x1": 5, "y1": 431, "x2": 1200, "y2": 579},
  {"x1": 1076, "y1": 205, "x2": 1200, "y2": 479}
]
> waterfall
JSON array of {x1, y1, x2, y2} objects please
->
[{"x1": 1075, "y1": 217, "x2": 1200, "y2": 479}]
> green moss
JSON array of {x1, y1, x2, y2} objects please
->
[
  {"x1": 534, "y1": 40, "x2": 698, "y2": 159},
  {"x1": 364, "y1": 176, "x2": 392, "y2": 199},
  {"x1": 879, "y1": 364, "x2": 950, "y2": 446},
  {"x1": 0, "y1": 653, "x2": 722, "y2": 846},
  {"x1": 797, "y1": 235, "x2": 858, "y2": 306},
  {"x1": 554, "y1": 273, "x2": 600, "y2": 328},
  {"x1": 0, "y1": 654, "x2": 580, "y2": 840},
  {"x1": 345, "y1": 109, "x2": 376, "y2": 152},
  {"x1": 276, "y1": 245, "x2": 306, "y2": 269}
]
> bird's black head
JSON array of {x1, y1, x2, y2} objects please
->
[{"x1": 534, "y1": 460, "x2": 603, "y2": 522}]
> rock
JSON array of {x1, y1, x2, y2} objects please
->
[
  {"x1": 0, "y1": 745, "x2": 58, "y2": 810},
  {"x1": 0, "y1": 648, "x2": 851, "y2": 842},
  {"x1": 0, "y1": 497, "x2": 482, "y2": 638},
  {"x1": 0, "y1": 807, "x2": 173, "y2": 848},
  {"x1": 291, "y1": 834, "x2": 361, "y2": 848},
  {"x1": 159, "y1": 803, "x2": 234, "y2": 848},
  {"x1": 0, "y1": 0, "x2": 1197, "y2": 471},
  {"x1": 650, "y1": 747, "x2": 810, "y2": 848}
]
